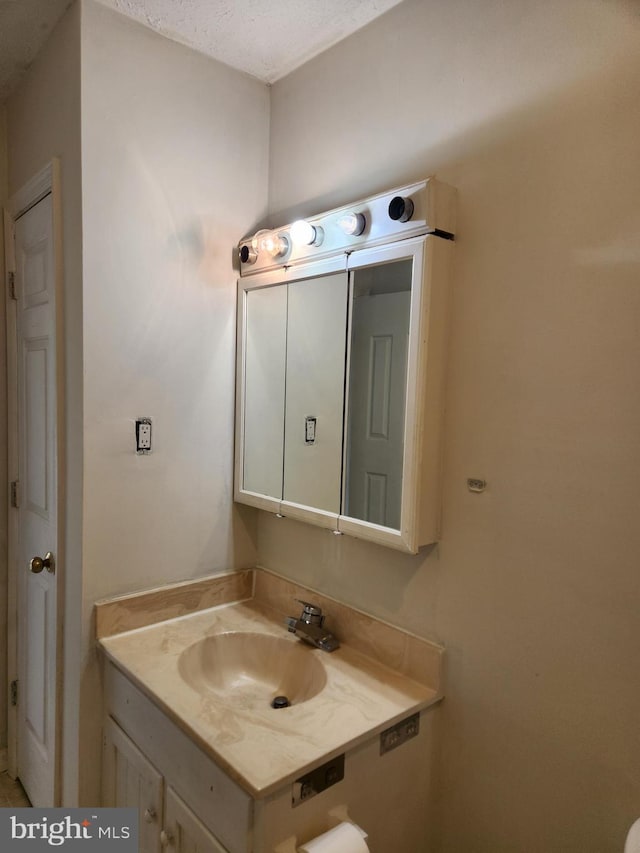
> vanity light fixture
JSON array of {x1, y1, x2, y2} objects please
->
[
  {"x1": 290, "y1": 219, "x2": 324, "y2": 247},
  {"x1": 337, "y1": 212, "x2": 366, "y2": 237}
]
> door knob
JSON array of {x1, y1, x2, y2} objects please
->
[
  {"x1": 29, "y1": 552, "x2": 55, "y2": 574},
  {"x1": 159, "y1": 829, "x2": 174, "y2": 847}
]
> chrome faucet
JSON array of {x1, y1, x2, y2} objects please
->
[{"x1": 286, "y1": 600, "x2": 340, "y2": 652}]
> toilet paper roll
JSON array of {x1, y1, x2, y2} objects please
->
[
  {"x1": 298, "y1": 821, "x2": 370, "y2": 853},
  {"x1": 625, "y1": 818, "x2": 640, "y2": 853}
]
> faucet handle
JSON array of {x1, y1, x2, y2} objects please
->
[{"x1": 296, "y1": 599, "x2": 324, "y2": 625}]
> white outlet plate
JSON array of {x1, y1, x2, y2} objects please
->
[{"x1": 136, "y1": 418, "x2": 152, "y2": 454}]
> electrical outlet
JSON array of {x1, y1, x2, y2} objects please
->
[
  {"x1": 380, "y1": 713, "x2": 420, "y2": 754},
  {"x1": 135, "y1": 418, "x2": 152, "y2": 454},
  {"x1": 292, "y1": 754, "x2": 344, "y2": 807},
  {"x1": 304, "y1": 415, "x2": 317, "y2": 444}
]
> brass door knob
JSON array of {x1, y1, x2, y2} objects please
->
[{"x1": 29, "y1": 552, "x2": 55, "y2": 574}]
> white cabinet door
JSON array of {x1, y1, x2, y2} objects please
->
[
  {"x1": 104, "y1": 665, "x2": 252, "y2": 853},
  {"x1": 164, "y1": 786, "x2": 229, "y2": 853},
  {"x1": 103, "y1": 717, "x2": 163, "y2": 853}
]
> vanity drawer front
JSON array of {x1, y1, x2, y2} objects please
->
[{"x1": 105, "y1": 662, "x2": 252, "y2": 853}]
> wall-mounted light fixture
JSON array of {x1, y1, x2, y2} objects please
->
[{"x1": 238, "y1": 178, "x2": 454, "y2": 274}]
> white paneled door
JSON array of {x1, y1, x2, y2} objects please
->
[{"x1": 14, "y1": 191, "x2": 58, "y2": 806}]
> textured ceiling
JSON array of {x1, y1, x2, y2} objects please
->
[
  {"x1": 96, "y1": 0, "x2": 404, "y2": 83},
  {"x1": 0, "y1": 0, "x2": 404, "y2": 102}
]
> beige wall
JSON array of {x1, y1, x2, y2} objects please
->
[
  {"x1": 6, "y1": 0, "x2": 269, "y2": 805},
  {"x1": 5, "y1": 0, "x2": 639, "y2": 839},
  {"x1": 81, "y1": 0, "x2": 266, "y2": 604},
  {"x1": 0, "y1": 104, "x2": 8, "y2": 756},
  {"x1": 79, "y1": 0, "x2": 269, "y2": 803},
  {"x1": 263, "y1": 0, "x2": 640, "y2": 850},
  {"x1": 6, "y1": 2, "x2": 83, "y2": 803}
]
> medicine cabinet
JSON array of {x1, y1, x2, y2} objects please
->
[{"x1": 234, "y1": 179, "x2": 455, "y2": 553}]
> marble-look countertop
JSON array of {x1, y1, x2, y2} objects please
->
[{"x1": 100, "y1": 599, "x2": 440, "y2": 798}]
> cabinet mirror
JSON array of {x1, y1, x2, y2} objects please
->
[
  {"x1": 237, "y1": 260, "x2": 348, "y2": 518},
  {"x1": 344, "y1": 257, "x2": 412, "y2": 530},
  {"x1": 236, "y1": 235, "x2": 452, "y2": 552},
  {"x1": 235, "y1": 178, "x2": 455, "y2": 552}
]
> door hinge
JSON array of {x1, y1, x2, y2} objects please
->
[
  {"x1": 10, "y1": 680, "x2": 18, "y2": 707},
  {"x1": 7, "y1": 271, "x2": 17, "y2": 301},
  {"x1": 10, "y1": 481, "x2": 19, "y2": 509}
]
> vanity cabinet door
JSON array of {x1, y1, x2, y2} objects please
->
[
  {"x1": 102, "y1": 716, "x2": 230, "y2": 853},
  {"x1": 104, "y1": 663, "x2": 252, "y2": 853},
  {"x1": 164, "y1": 786, "x2": 229, "y2": 853},
  {"x1": 102, "y1": 717, "x2": 163, "y2": 853}
]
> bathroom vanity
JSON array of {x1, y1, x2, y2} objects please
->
[{"x1": 98, "y1": 571, "x2": 443, "y2": 852}]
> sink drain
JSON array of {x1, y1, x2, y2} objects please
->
[{"x1": 271, "y1": 695, "x2": 290, "y2": 709}]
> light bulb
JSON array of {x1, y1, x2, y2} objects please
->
[
  {"x1": 259, "y1": 232, "x2": 289, "y2": 258},
  {"x1": 251, "y1": 229, "x2": 269, "y2": 251},
  {"x1": 337, "y1": 212, "x2": 366, "y2": 236},
  {"x1": 290, "y1": 219, "x2": 323, "y2": 246}
]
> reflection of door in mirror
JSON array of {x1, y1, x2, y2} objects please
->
[
  {"x1": 283, "y1": 273, "x2": 348, "y2": 513},
  {"x1": 243, "y1": 285, "x2": 287, "y2": 498},
  {"x1": 345, "y1": 260, "x2": 412, "y2": 529}
]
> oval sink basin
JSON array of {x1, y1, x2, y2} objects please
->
[{"x1": 178, "y1": 632, "x2": 327, "y2": 710}]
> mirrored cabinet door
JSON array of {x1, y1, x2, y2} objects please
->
[
  {"x1": 242, "y1": 284, "x2": 287, "y2": 501},
  {"x1": 235, "y1": 259, "x2": 348, "y2": 521},
  {"x1": 339, "y1": 234, "x2": 453, "y2": 552},
  {"x1": 283, "y1": 273, "x2": 348, "y2": 514},
  {"x1": 344, "y1": 259, "x2": 412, "y2": 529}
]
